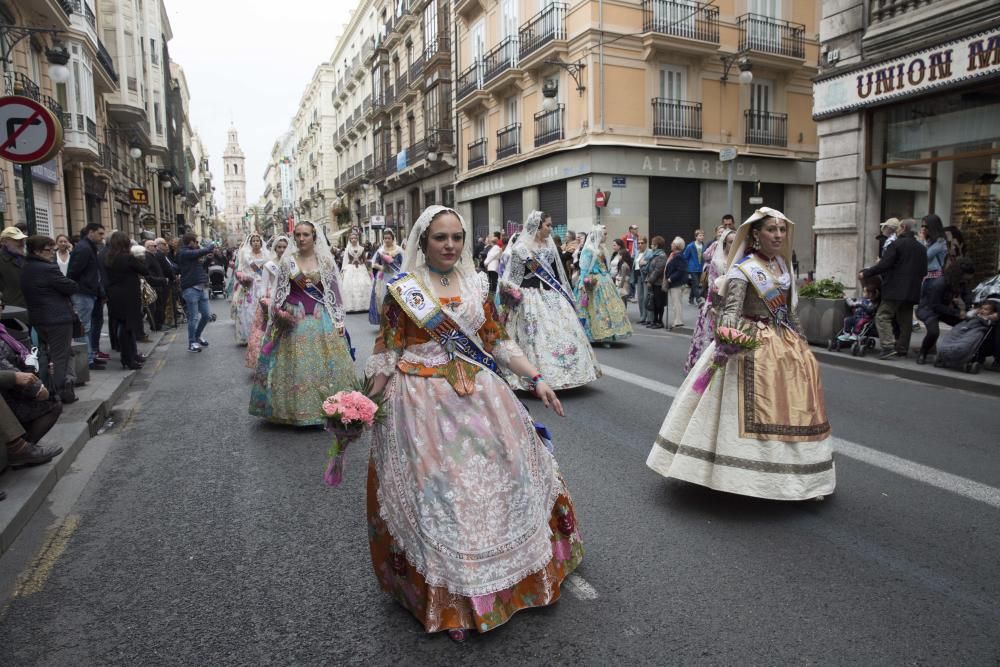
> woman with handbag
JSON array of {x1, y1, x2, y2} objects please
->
[
  {"x1": 104, "y1": 233, "x2": 151, "y2": 370},
  {"x1": 20, "y1": 236, "x2": 79, "y2": 403},
  {"x1": 644, "y1": 237, "x2": 668, "y2": 329}
]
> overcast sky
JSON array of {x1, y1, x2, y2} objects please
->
[{"x1": 166, "y1": 0, "x2": 355, "y2": 208}]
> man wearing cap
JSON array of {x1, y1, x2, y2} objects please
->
[
  {"x1": 0, "y1": 227, "x2": 27, "y2": 310},
  {"x1": 878, "y1": 217, "x2": 900, "y2": 258},
  {"x1": 67, "y1": 223, "x2": 107, "y2": 370}
]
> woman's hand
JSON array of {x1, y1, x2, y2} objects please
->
[
  {"x1": 14, "y1": 372, "x2": 35, "y2": 387},
  {"x1": 535, "y1": 381, "x2": 564, "y2": 417}
]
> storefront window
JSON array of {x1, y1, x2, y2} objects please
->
[{"x1": 870, "y1": 85, "x2": 1000, "y2": 277}]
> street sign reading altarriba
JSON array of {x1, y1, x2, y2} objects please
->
[{"x1": 813, "y1": 28, "x2": 1000, "y2": 119}]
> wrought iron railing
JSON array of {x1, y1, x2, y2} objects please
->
[
  {"x1": 97, "y1": 39, "x2": 118, "y2": 82},
  {"x1": 6, "y1": 72, "x2": 40, "y2": 101},
  {"x1": 533, "y1": 105, "x2": 564, "y2": 147},
  {"x1": 744, "y1": 109, "x2": 787, "y2": 147},
  {"x1": 42, "y1": 95, "x2": 63, "y2": 119},
  {"x1": 407, "y1": 139, "x2": 428, "y2": 166},
  {"x1": 651, "y1": 99, "x2": 702, "y2": 139},
  {"x1": 409, "y1": 53, "x2": 425, "y2": 83},
  {"x1": 497, "y1": 123, "x2": 521, "y2": 159},
  {"x1": 519, "y1": 3, "x2": 567, "y2": 59},
  {"x1": 87, "y1": 117, "x2": 98, "y2": 138},
  {"x1": 482, "y1": 36, "x2": 519, "y2": 83},
  {"x1": 424, "y1": 35, "x2": 451, "y2": 64},
  {"x1": 426, "y1": 127, "x2": 454, "y2": 152},
  {"x1": 738, "y1": 13, "x2": 805, "y2": 59},
  {"x1": 457, "y1": 62, "x2": 480, "y2": 101},
  {"x1": 468, "y1": 137, "x2": 487, "y2": 168},
  {"x1": 395, "y1": 70, "x2": 409, "y2": 94},
  {"x1": 642, "y1": 0, "x2": 719, "y2": 43}
]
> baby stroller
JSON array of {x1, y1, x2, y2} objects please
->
[
  {"x1": 934, "y1": 304, "x2": 998, "y2": 374},
  {"x1": 208, "y1": 265, "x2": 226, "y2": 299},
  {"x1": 828, "y1": 309, "x2": 878, "y2": 357}
]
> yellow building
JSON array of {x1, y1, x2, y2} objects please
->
[{"x1": 452, "y1": 0, "x2": 821, "y2": 269}]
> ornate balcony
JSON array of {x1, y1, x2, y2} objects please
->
[
  {"x1": 737, "y1": 13, "x2": 805, "y2": 60},
  {"x1": 96, "y1": 38, "x2": 118, "y2": 84},
  {"x1": 744, "y1": 109, "x2": 787, "y2": 147},
  {"x1": 642, "y1": 0, "x2": 719, "y2": 45},
  {"x1": 518, "y1": 3, "x2": 567, "y2": 70},
  {"x1": 456, "y1": 62, "x2": 489, "y2": 113},
  {"x1": 651, "y1": 99, "x2": 702, "y2": 139},
  {"x1": 482, "y1": 36, "x2": 520, "y2": 88},
  {"x1": 467, "y1": 137, "x2": 488, "y2": 169},
  {"x1": 424, "y1": 35, "x2": 451, "y2": 73},
  {"x1": 496, "y1": 123, "x2": 521, "y2": 160},
  {"x1": 533, "y1": 104, "x2": 564, "y2": 147}
]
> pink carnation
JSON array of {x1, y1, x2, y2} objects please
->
[{"x1": 322, "y1": 390, "x2": 377, "y2": 426}]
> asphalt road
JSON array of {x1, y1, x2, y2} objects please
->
[{"x1": 1, "y1": 299, "x2": 998, "y2": 665}]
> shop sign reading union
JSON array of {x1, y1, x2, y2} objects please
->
[{"x1": 813, "y1": 28, "x2": 1000, "y2": 119}]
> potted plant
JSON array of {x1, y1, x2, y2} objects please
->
[{"x1": 797, "y1": 279, "x2": 847, "y2": 345}]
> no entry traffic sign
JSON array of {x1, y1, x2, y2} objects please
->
[{"x1": 0, "y1": 95, "x2": 63, "y2": 166}]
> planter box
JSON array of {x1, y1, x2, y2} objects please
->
[{"x1": 797, "y1": 297, "x2": 848, "y2": 346}]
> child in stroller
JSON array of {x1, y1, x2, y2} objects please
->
[
  {"x1": 934, "y1": 298, "x2": 1000, "y2": 373},
  {"x1": 829, "y1": 284, "x2": 879, "y2": 355}
]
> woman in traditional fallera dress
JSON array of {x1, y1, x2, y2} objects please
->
[
  {"x1": 646, "y1": 208, "x2": 835, "y2": 501},
  {"x1": 341, "y1": 232, "x2": 373, "y2": 313},
  {"x1": 249, "y1": 222, "x2": 356, "y2": 426},
  {"x1": 684, "y1": 228, "x2": 735, "y2": 374},
  {"x1": 367, "y1": 229, "x2": 404, "y2": 325},
  {"x1": 364, "y1": 205, "x2": 583, "y2": 641},
  {"x1": 244, "y1": 235, "x2": 289, "y2": 370},
  {"x1": 574, "y1": 225, "x2": 633, "y2": 345},
  {"x1": 231, "y1": 232, "x2": 271, "y2": 346},
  {"x1": 500, "y1": 211, "x2": 600, "y2": 391}
]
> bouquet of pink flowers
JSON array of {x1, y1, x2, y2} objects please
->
[
  {"x1": 579, "y1": 276, "x2": 596, "y2": 308},
  {"x1": 322, "y1": 381, "x2": 387, "y2": 487},
  {"x1": 499, "y1": 284, "x2": 523, "y2": 308},
  {"x1": 260, "y1": 307, "x2": 297, "y2": 356},
  {"x1": 236, "y1": 271, "x2": 254, "y2": 288},
  {"x1": 691, "y1": 324, "x2": 762, "y2": 394}
]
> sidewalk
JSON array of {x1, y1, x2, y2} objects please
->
[
  {"x1": 0, "y1": 331, "x2": 169, "y2": 555},
  {"x1": 628, "y1": 297, "x2": 1000, "y2": 398}
]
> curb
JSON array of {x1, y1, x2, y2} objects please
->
[{"x1": 0, "y1": 331, "x2": 168, "y2": 556}]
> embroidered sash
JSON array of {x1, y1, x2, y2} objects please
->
[
  {"x1": 387, "y1": 271, "x2": 555, "y2": 453},
  {"x1": 736, "y1": 254, "x2": 793, "y2": 330},
  {"x1": 387, "y1": 272, "x2": 499, "y2": 375},
  {"x1": 527, "y1": 253, "x2": 576, "y2": 307}
]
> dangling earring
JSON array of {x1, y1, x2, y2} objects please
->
[{"x1": 751, "y1": 235, "x2": 760, "y2": 250}]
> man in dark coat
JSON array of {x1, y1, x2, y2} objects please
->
[
  {"x1": 144, "y1": 240, "x2": 169, "y2": 331},
  {"x1": 66, "y1": 223, "x2": 107, "y2": 369},
  {"x1": 859, "y1": 218, "x2": 928, "y2": 360}
]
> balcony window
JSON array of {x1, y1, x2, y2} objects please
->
[
  {"x1": 519, "y1": 3, "x2": 567, "y2": 59},
  {"x1": 652, "y1": 99, "x2": 702, "y2": 139},
  {"x1": 482, "y1": 36, "x2": 519, "y2": 84},
  {"x1": 533, "y1": 104, "x2": 564, "y2": 147},
  {"x1": 642, "y1": 0, "x2": 719, "y2": 43},
  {"x1": 497, "y1": 123, "x2": 521, "y2": 159},
  {"x1": 738, "y1": 13, "x2": 805, "y2": 59},
  {"x1": 744, "y1": 109, "x2": 787, "y2": 147},
  {"x1": 468, "y1": 137, "x2": 488, "y2": 168}
]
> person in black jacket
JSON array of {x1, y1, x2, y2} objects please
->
[
  {"x1": 143, "y1": 240, "x2": 169, "y2": 331},
  {"x1": 644, "y1": 236, "x2": 668, "y2": 329},
  {"x1": 66, "y1": 223, "x2": 106, "y2": 369},
  {"x1": 104, "y1": 232, "x2": 150, "y2": 370},
  {"x1": 20, "y1": 236, "x2": 79, "y2": 403},
  {"x1": 663, "y1": 237, "x2": 689, "y2": 329},
  {"x1": 859, "y1": 218, "x2": 928, "y2": 360}
]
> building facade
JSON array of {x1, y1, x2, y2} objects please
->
[
  {"x1": 262, "y1": 130, "x2": 296, "y2": 238},
  {"x1": 0, "y1": 0, "x2": 204, "y2": 240},
  {"x1": 289, "y1": 65, "x2": 338, "y2": 237},
  {"x1": 814, "y1": 0, "x2": 1000, "y2": 285},
  {"x1": 222, "y1": 126, "x2": 247, "y2": 235},
  {"x1": 450, "y1": 0, "x2": 821, "y2": 270}
]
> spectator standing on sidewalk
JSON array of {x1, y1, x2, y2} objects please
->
[
  {"x1": 0, "y1": 228, "x2": 29, "y2": 336},
  {"x1": 682, "y1": 229, "x2": 705, "y2": 305},
  {"x1": 859, "y1": 218, "x2": 927, "y2": 360},
  {"x1": 721, "y1": 214, "x2": 736, "y2": 231},
  {"x1": 664, "y1": 236, "x2": 688, "y2": 329},
  {"x1": 20, "y1": 238, "x2": 79, "y2": 403},
  {"x1": 66, "y1": 223, "x2": 107, "y2": 371},
  {"x1": 177, "y1": 233, "x2": 213, "y2": 353},
  {"x1": 621, "y1": 224, "x2": 641, "y2": 301},
  {"x1": 143, "y1": 240, "x2": 169, "y2": 331},
  {"x1": 55, "y1": 234, "x2": 72, "y2": 275},
  {"x1": 104, "y1": 233, "x2": 150, "y2": 370},
  {"x1": 877, "y1": 218, "x2": 900, "y2": 258},
  {"x1": 644, "y1": 236, "x2": 667, "y2": 328},
  {"x1": 635, "y1": 237, "x2": 651, "y2": 323}
]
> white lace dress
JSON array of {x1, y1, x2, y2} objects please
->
[{"x1": 341, "y1": 244, "x2": 373, "y2": 312}]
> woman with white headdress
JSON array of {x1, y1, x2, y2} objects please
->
[
  {"x1": 249, "y1": 222, "x2": 356, "y2": 426},
  {"x1": 231, "y1": 232, "x2": 271, "y2": 346},
  {"x1": 683, "y1": 227, "x2": 736, "y2": 374},
  {"x1": 573, "y1": 224, "x2": 633, "y2": 345},
  {"x1": 367, "y1": 229, "x2": 404, "y2": 325},
  {"x1": 244, "y1": 235, "x2": 289, "y2": 370},
  {"x1": 341, "y1": 231, "x2": 373, "y2": 313},
  {"x1": 499, "y1": 211, "x2": 600, "y2": 390},
  {"x1": 364, "y1": 205, "x2": 582, "y2": 641},
  {"x1": 646, "y1": 208, "x2": 835, "y2": 501}
]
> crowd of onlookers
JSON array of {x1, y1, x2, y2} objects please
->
[{"x1": 0, "y1": 223, "x2": 224, "y2": 501}]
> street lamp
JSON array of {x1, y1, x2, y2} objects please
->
[
  {"x1": 721, "y1": 55, "x2": 753, "y2": 85},
  {"x1": 45, "y1": 45, "x2": 71, "y2": 84},
  {"x1": 129, "y1": 142, "x2": 143, "y2": 159}
]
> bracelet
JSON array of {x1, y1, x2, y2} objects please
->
[{"x1": 529, "y1": 373, "x2": 544, "y2": 393}]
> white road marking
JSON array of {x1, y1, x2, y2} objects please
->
[
  {"x1": 565, "y1": 574, "x2": 599, "y2": 600},
  {"x1": 600, "y1": 363, "x2": 1000, "y2": 510}
]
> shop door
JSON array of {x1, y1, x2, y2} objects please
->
[
  {"x1": 501, "y1": 190, "x2": 522, "y2": 236},
  {"x1": 538, "y1": 180, "x2": 567, "y2": 235},
  {"x1": 740, "y1": 182, "x2": 784, "y2": 224},
  {"x1": 471, "y1": 197, "x2": 489, "y2": 241},
  {"x1": 648, "y1": 177, "x2": 700, "y2": 243}
]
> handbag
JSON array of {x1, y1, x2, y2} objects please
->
[
  {"x1": 72, "y1": 313, "x2": 84, "y2": 338},
  {"x1": 140, "y1": 278, "x2": 158, "y2": 306}
]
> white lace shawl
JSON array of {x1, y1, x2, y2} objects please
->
[{"x1": 271, "y1": 254, "x2": 345, "y2": 326}]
